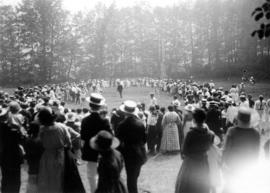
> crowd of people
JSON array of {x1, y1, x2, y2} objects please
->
[{"x1": 0, "y1": 77, "x2": 269, "y2": 193}]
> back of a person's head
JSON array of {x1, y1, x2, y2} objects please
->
[
  {"x1": 237, "y1": 107, "x2": 251, "y2": 126},
  {"x1": 160, "y1": 107, "x2": 166, "y2": 114},
  {"x1": 82, "y1": 108, "x2": 89, "y2": 114},
  {"x1": 60, "y1": 101, "x2": 65, "y2": 106},
  {"x1": 76, "y1": 108, "x2": 82, "y2": 114},
  {"x1": 193, "y1": 108, "x2": 206, "y2": 125},
  {"x1": 168, "y1": 105, "x2": 174, "y2": 112},
  {"x1": 38, "y1": 108, "x2": 55, "y2": 126}
]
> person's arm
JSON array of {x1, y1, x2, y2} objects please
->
[
  {"x1": 182, "y1": 131, "x2": 192, "y2": 157},
  {"x1": 222, "y1": 128, "x2": 233, "y2": 166},
  {"x1": 80, "y1": 118, "x2": 88, "y2": 146},
  {"x1": 62, "y1": 124, "x2": 71, "y2": 148}
]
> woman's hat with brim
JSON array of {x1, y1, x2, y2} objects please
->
[
  {"x1": 119, "y1": 100, "x2": 139, "y2": 117},
  {"x1": 86, "y1": 93, "x2": 105, "y2": 107},
  {"x1": 90, "y1": 130, "x2": 120, "y2": 151},
  {"x1": 184, "y1": 104, "x2": 195, "y2": 112}
]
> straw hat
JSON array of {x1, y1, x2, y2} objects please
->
[
  {"x1": 86, "y1": 93, "x2": 105, "y2": 107},
  {"x1": 184, "y1": 104, "x2": 195, "y2": 112},
  {"x1": 119, "y1": 100, "x2": 139, "y2": 116},
  {"x1": 90, "y1": 131, "x2": 119, "y2": 151}
]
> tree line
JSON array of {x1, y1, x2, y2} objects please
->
[{"x1": 0, "y1": 0, "x2": 269, "y2": 86}]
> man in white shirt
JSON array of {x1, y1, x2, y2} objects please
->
[
  {"x1": 149, "y1": 93, "x2": 158, "y2": 106},
  {"x1": 172, "y1": 95, "x2": 181, "y2": 107}
]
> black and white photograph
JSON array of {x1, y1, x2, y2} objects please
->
[{"x1": 1, "y1": 0, "x2": 270, "y2": 193}]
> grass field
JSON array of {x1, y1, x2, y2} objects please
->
[{"x1": 1, "y1": 80, "x2": 270, "y2": 193}]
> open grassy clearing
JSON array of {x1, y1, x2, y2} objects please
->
[{"x1": 1, "y1": 80, "x2": 270, "y2": 193}]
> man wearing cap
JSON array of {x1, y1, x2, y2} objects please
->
[
  {"x1": 81, "y1": 93, "x2": 111, "y2": 193},
  {"x1": 117, "y1": 100, "x2": 147, "y2": 193}
]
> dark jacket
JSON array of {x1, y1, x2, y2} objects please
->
[
  {"x1": 1, "y1": 121, "x2": 25, "y2": 168},
  {"x1": 222, "y1": 126, "x2": 260, "y2": 170},
  {"x1": 81, "y1": 112, "x2": 111, "y2": 162},
  {"x1": 175, "y1": 127, "x2": 214, "y2": 193},
  {"x1": 183, "y1": 127, "x2": 214, "y2": 158},
  {"x1": 117, "y1": 116, "x2": 147, "y2": 164},
  {"x1": 206, "y1": 108, "x2": 222, "y2": 137}
]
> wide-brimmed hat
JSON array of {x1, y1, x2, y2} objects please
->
[
  {"x1": 209, "y1": 101, "x2": 219, "y2": 107},
  {"x1": 240, "y1": 94, "x2": 246, "y2": 99},
  {"x1": 119, "y1": 100, "x2": 139, "y2": 116},
  {"x1": 86, "y1": 93, "x2": 105, "y2": 107},
  {"x1": 184, "y1": 104, "x2": 195, "y2": 112},
  {"x1": 90, "y1": 130, "x2": 120, "y2": 151}
]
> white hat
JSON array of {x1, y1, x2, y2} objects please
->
[
  {"x1": 86, "y1": 93, "x2": 105, "y2": 107},
  {"x1": 119, "y1": 100, "x2": 139, "y2": 117},
  {"x1": 184, "y1": 104, "x2": 195, "y2": 112}
]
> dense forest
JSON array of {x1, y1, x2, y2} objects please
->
[{"x1": 0, "y1": 0, "x2": 269, "y2": 85}]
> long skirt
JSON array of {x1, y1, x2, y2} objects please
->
[
  {"x1": 160, "y1": 124, "x2": 180, "y2": 153},
  {"x1": 38, "y1": 149, "x2": 65, "y2": 193},
  {"x1": 95, "y1": 178, "x2": 127, "y2": 193},
  {"x1": 175, "y1": 156, "x2": 211, "y2": 193}
]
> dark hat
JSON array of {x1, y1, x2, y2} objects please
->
[
  {"x1": 149, "y1": 105, "x2": 156, "y2": 112},
  {"x1": 90, "y1": 131, "x2": 119, "y2": 151}
]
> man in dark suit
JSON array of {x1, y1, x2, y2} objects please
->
[
  {"x1": 81, "y1": 93, "x2": 111, "y2": 193},
  {"x1": 206, "y1": 101, "x2": 223, "y2": 141},
  {"x1": 117, "y1": 100, "x2": 147, "y2": 193}
]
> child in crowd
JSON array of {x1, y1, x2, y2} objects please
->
[{"x1": 90, "y1": 131, "x2": 127, "y2": 193}]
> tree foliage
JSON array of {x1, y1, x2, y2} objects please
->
[
  {"x1": 0, "y1": 0, "x2": 269, "y2": 86},
  {"x1": 252, "y1": 0, "x2": 270, "y2": 39}
]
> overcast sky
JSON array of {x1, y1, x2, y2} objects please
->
[{"x1": 2, "y1": 0, "x2": 187, "y2": 12}]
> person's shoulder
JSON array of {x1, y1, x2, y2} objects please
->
[{"x1": 226, "y1": 126, "x2": 237, "y2": 133}]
